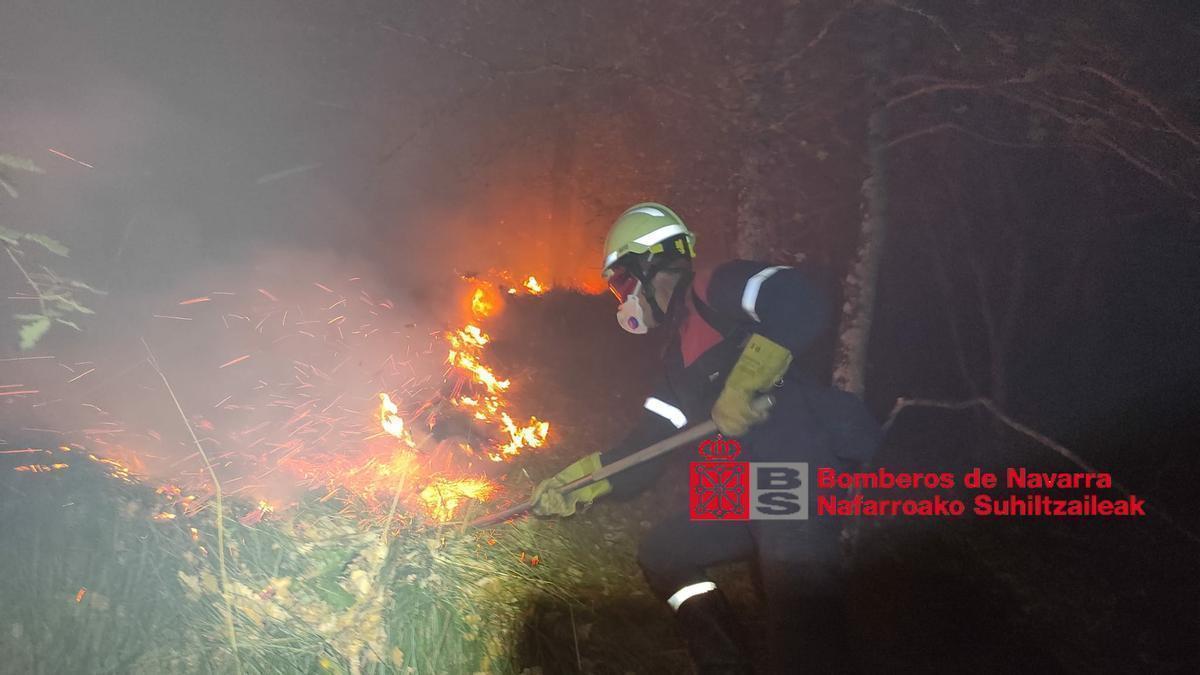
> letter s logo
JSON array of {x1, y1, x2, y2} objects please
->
[{"x1": 755, "y1": 491, "x2": 802, "y2": 516}]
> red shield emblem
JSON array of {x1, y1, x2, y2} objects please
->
[{"x1": 689, "y1": 438, "x2": 749, "y2": 520}]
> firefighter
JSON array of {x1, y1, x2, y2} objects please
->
[{"x1": 531, "y1": 202, "x2": 880, "y2": 674}]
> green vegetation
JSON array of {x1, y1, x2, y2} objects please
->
[
  {"x1": 0, "y1": 446, "x2": 675, "y2": 674},
  {"x1": 1, "y1": 153, "x2": 103, "y2": 350}
]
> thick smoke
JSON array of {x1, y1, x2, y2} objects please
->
[{"x1": 1, "y1": 248, "x2": 458, "y2": 503}]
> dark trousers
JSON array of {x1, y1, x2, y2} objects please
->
[{"x1": 638, "y1": 513, "x2": 851, "y2": 674}]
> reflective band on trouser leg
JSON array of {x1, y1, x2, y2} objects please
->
[
  {"x1": 741, "y1": 265, "x2": 789, "y2": 322},
  {"x1": 643, "y1": 397, "x2": 688, "y2": 429},
  {"x1": 667, "y1": 581, "x2": 717, "y2": 611}
]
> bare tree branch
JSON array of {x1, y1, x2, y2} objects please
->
[
  {"x1": 884, "y1": 72, "x2": 1044, "y2": 109},
  {"x1": 883, "y1": 74, "x2": 1199, "y2": 200},
  {"x1": 1089, "y1": 132, "x2": 1197, "y2": 200},
  {"x1": 883, "y1": 122, "x2": 1053, "y2": 150},
  {"x1": 1079, "y1": 66, "x2": 1200, "y2": 150},
  {"x1": 876, "y1": 0, "x2": 962, "y2": 53},
  {"x1": 774, "y1": 0, "x2": 864, "y2": 72},
  {"x1": 1043, "y1": 91, "x2": 1178, "y2": 137}
]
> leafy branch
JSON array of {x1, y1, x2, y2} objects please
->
[
  {"x1": 0, "y1": 153, "x2": 45, "y2": 199},
  {"x1": 1, "y1": 154, "x2": 104, "y2": 349}
]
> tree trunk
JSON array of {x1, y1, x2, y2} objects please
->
[
  {"x1": 734, "y1": 141, "x2": 771, "y2": 259},
  {"x1": 733, "y1": 1, "x2": 792, "y2": 261},
  {"x1": 833, "y1": 105, "x2": 887, "y2": 397}
]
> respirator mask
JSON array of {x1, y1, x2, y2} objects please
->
[{"x1": 607, "y1": 267, "x2": 648, "y2": 335}]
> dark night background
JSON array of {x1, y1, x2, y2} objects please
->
[{"x1": 1, "y1": 0, "x2": 1198, "y2": 672}]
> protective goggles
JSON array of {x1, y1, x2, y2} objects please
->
[{"x1": 606, "y1": 267, "x2": 642, "y2": 304}]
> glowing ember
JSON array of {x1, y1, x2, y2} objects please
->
[
  {"x1": 12, "y1": 463, "x2": 69, "y2": 473},
  {"x1": 522, "y1": 275, "x2": 546, "y2": 295},
  {"x1": 470, "y1": 287, "x2": 496, "y2": 318},
  {"x1": 282, "y1": 445, "x2": 423, "y2": 517},
  {"x1": 457, "y1": 324, "x2": 489, "y2": 347},
  {"x1": 378, "y1": 393, "x2": 409, "y2": 441},
  {"x1": 494, "y1": 413, "x2": 551, "y2": 461},
  {"x1": 87, "y1": 454, "x2": 137, "y2": 483},
  {"x1": 239, "y1": 499, "x2": 276, "y2": 525},
  {"x1": 419, "y1": 477, "x2": 495, "y2": 521}
]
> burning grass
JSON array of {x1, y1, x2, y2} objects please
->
[
  {"x1": 1, "y1": 277, "x2": 683, "y2": 672},
  {"x1": 0, "y1": 445, "x2": 643, "y2": 674},
  {"x1": 3, "y1": 269, "x2": 557, "y2": 528}
]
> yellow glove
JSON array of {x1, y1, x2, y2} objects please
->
[
  {"x1": 712, "y1": 334, "x2": 793, "y2": 436},
  {"x1": 531, "y1": 452, "x2": 613, "y2": 517}
]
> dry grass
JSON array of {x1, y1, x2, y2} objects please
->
[{"x1": 0, "y1": 444, "x2": 668, "y2": 674}]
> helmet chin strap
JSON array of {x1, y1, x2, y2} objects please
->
[
  {"x1": 648, "y1": 265, "x2": 696, "y2": 324},
  {"x1": 617, "y1": 268, "x2": 692, "y2": 335}
]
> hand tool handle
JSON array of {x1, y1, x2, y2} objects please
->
[{"x1": 469, "y1": 395, "x2": 773, "y2": 528}]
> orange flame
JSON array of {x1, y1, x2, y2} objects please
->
[
  {"x1": 470, "y1": 287, "x2": 496, "y2": 318},
  {"x1": 522, "y1": 275, "x2": 546, "y2": 295},
  {"x1": 419, "y1": 477, "x2": 495, "y2": 521},
  {"x1": 12, "y1": 463, "x2": 69, "y2": 473},
  {"x1": 8, "y1": 270, "x2": 567, "y2": 527},
  {"x1": 447, "y1": 326, "x2": 510, "y2": 394},
  {"x1": 443, "y1": 314, "x2": 550, "y2": 461},
  {"x1": 494, "y1": 413, "x2": 550, "y2": 461},
  {"x1": 379, "y1": 393, "x2": 408, "y2": 440}
]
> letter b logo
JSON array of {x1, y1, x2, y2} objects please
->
[{"x1": 750, "y1": 463, "x2": 808, "y2": 520}]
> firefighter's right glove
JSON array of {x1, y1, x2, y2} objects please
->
[
  {"x1": 712, "y1": 333, "x2": 793, "y2": 436},
  {"x1": 531, "y1": 452, "x2": 612, "y2": 517}
]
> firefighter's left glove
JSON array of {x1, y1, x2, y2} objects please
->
[
  {"x1": 531, "y1": 452, "x2": 612, "y2": 517},
  {"x1": 712, "y1": 334, "x2": 793, "y2": 436}
]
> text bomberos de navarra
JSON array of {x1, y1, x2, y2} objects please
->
[{"x1": 815, "y1": 467, "x2": 1146, "y2": 517}]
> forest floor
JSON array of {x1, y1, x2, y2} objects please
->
[{"x1": 1, "y1": 291, "x2": 1194, "y2": 674}]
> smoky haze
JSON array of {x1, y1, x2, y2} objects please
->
[
  {"x1": 0, "y1": 0, "x2": 733, "y2": 300},
  {"x1": 2, "y1": 0, "x2": 667, "y2": 494},
  {"x1": 0, "y1": 248, "x2": 456, "y2": 503},
  {"x1": 7, "y1": 2, "x2": 1193, "y2": 490}
]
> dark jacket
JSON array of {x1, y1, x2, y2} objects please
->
[{"x1": 599, "y1": 260, "x2": 879, "y2": 498}]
